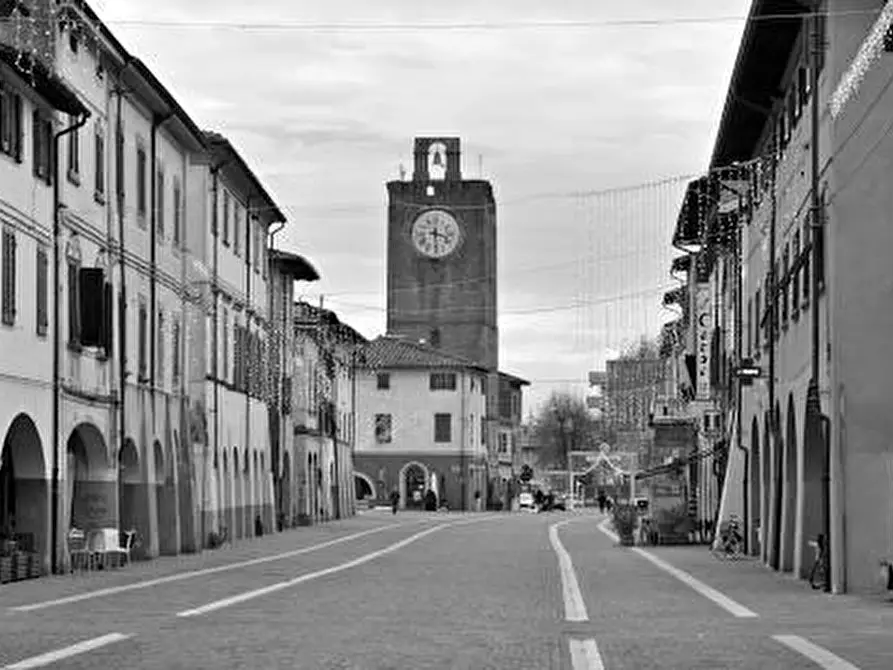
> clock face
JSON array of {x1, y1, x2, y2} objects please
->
[{"x1": 411, "y1": 209, "x2": 462, "y2": 259}]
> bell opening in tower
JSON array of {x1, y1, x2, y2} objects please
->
[{"x1": 428, "y1": 142, "x2": 447, "y2": 181}]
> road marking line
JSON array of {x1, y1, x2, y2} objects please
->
[
  {"x1": 596, "y1": 518, "x2": 758, "y2": 619},
  {"x1": 549, "y1": 520, "x2": 589, "y2": 622},
  {"x1": 568, "y1": 639, "x2": 605, "y2": 670},
  {"x1": 177, "y1": 516, "x2": 496, "y2": 617},
  {"x1": 773, "y1": 635, "x2": 861, "y2": 670},
  {"x1": 11, "y1": 519, "x2": 427, "y2": 613},
  {"x1": 1, "y1": 633, "x2": 131, "y2": 669},
  {"x1": 597, "y1": 518, "x2": 619, "y2": 543}
]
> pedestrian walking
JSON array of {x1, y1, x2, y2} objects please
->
[{"x1": 390, "y1": 489, "x2": 400, "y2": 515}]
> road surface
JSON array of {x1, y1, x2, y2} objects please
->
[{"x1": 1, "y1": 510, "x2": 891, "y2": 669}]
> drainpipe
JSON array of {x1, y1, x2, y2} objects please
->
[
  {"x1": 460, "y1": 371, "x2": 467, "y2": 511},
  {"x1": 808, "y1": 7, "x2": 832, "y2": 593},
  {"x1": 768, "y1": 147, "x2": 779, "y2": 569},
  {"x1": 110, "y1": 58, "x2": 135, "y2": 562},
  {"x1": 207, "y1": 160, "x2": 228, "y2": 546},
  {"x1": 735, "y1": 189, "x2": 747, "y2": 555},
  {"x1": 51, "y1": 109, "x2": 91, "y2": 575},
  {"x1": 149, "y1": 113, "x2": 172, "y2": 395},
  {"x1": 245, "y1": 195, "x2": 252, "y2": 534},
  {"x1": 267, "y1": 219, "x2": 284, "y2": 520}
]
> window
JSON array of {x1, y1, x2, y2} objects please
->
[
  {"x1": 802, "y1": 221, "x2": 811, "y2": 304},
  {"x1": 429, "y1": 372, "x2": 457, "y2": 391},
  {"x1": 799, "y1": 66, "x2": 810, "y2": 107},
  {"x1": 746, "y1": 298, "x2": 752, "y2": 358},
  {"x1": 67, "y1": 114, "x2": 79, "y2": 180},
  {"x1": 434, "y1": 413, "x2": 452, "y2": 443},
  {"x1": 172, "y1": 178, "x2": 182, "y2": 247},
  {"x1": 429, "y1": 327, "x2": 440, "y2": 348},
  {"x1": 115, "y1": 122, "x2": 125, "y2": 204},
  {"x1": 375, "y1": 414, "x2": 392, "y2": 443},
  {"x1": 136, "y1": 142, "x2": 147, "y2": 221},
  {"x1": 172, "y1": 320, "x2": 180, "y2": 386},
  {"x1": 0, "y1": 85, "x2": 23, "y2": 161},
  {"x1": 480, "y1": 416, "x2": 486, "y2": 445},
  {"x1": 376, "y1": 373, "x2": 390, "y2": 390},
  {"x1": 253, "y1": 221, "x2": 261, "y2": 272},
  {"x1": 754, "y1": 288, "x2": 762, "y2": 352},
  {"x1": 222, "y1": 308, "x2": 229, "y2": 383},
  {"x1": 157, "y1": 310, "x2": 165, "y2": 383},
  {"x1": 1, "y1": 228, "x2": 15, "y2": 325},
  {"x1": 138, "y1": 299, "x2": 147, "y2": 380},
  {"x1": 156, "y1": 167, "x2": 165, "y2": 239},
  {"x1": 233, "y1": 201, "x2": 241, "y2": 256},
  {"x1": 773, "y1": 261, "x2": 780, "y2": 338},
  {"x1": 32, "y1": 111, "x2": 52, "y2": 184},
  {"x1": 782, "y1": 244, "x2": 790, "y2": 327},
  {"x1": 94, "y1": 124, "x2": 105, "y2": 200},
  {"x1": 499, "y1": 433, "x2": 509, "y2": 454},
  {"x1": 36, "y1": 247, "x2": 47, "y2": 336},
  {"x1": 792, "y1": 231, "x2": 800, "y2": 320},
  {"x1": 67, "y1": 259, "x2": 80, "y2": 344},
  {"x1": 222, "y1": 190, "x2": 230, "y2": 246}
]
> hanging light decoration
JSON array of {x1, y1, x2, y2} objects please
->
[{"x1": 830, "y1": 0, "x2": 893, "y2": 119}]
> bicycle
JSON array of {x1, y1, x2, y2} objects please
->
[
  {"x1": 712, "y1": 515, "x2": 745, "y2": 560},
  {"x1": 808, "y1": 534, "x2": 828, "y2": 590}
]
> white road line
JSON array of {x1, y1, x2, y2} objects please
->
[
  {"x1": 596, "y1": 518, "x2": 758, "y2": 619},
  {"x1": 568, "y1": 639, "x2": 605, "y2": 670},
  {"x1": 773, "y1": 635, "x2": 862, "y2": 670},
  {"x1": 597, "y1": 518, "x2": 619, "y2": 543},
  {"x1": 549, "y1": 520, "x2": 589, "y2": 622},
  {"x1": 11, "y1": 519, "x2": 424, "y2": 613},
  {"x1": 177, "y1": 516, "x2": 495, "y2": 618},
  {"x1": 1, "y1": 633, "x2": 131, "y2": 669}
]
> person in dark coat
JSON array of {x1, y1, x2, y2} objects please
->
[
  {"x1": 425, "y1": 489, "x2": 437, "y2": 511},
  {"x1": 390, "y1": 489, "x2": 400, "y2": 515}
]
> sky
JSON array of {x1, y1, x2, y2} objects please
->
[{"x1": 94, "y1": 0, "x2": 750, "y2": 416}]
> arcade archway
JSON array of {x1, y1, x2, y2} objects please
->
[
  {"x1": 68, "y1": 422, "x2": 111, "y2": 531},
  {"x1": 400, "y1": 462, "x2": 428, "y2": 510},
  {"x1": 1, "y1": 413, "x2": 47, "y2": 556}
]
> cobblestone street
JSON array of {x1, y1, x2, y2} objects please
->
[{"x1": 2, "y1": 511, "x2": 892, "y2": 669}]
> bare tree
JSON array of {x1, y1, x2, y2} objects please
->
[
  {"x1": 532, "y1": 391, "x2": 597, "y2": 469},
  {"x1": 617, "y1": 334, "x2": 661, "y2": 361}
]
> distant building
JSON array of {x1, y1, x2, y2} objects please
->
[{"x1": 353, "y1": 335, "x2": 487, "y2": 511}]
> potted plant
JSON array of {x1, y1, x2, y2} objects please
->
[{"x1": 612, "y1": 504, "x2": 637, "y2": 546}]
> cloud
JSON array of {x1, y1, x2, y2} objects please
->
[{"x1": 97, "y1": 0, "x2": 749, "y2": 414}]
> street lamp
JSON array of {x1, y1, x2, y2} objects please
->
[{"x1": 559, "y1": 417, "x2": 575, "y2": 508}]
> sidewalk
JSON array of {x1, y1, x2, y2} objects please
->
[
  {"x1": 643, "y1": 543, "x2": 893, "y2": 628},
  {"x1": 0, "y1": 513, "x2": 434, "y2": 608}
]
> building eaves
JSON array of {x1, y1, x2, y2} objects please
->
[
  {"x1": 672, "y1": 176, "x2": 716, "y2": 248},
  {"x1": 59, "y1": 1, "x2": 206, "y2": 152},
  {"x1": 499, "y1": 371, "x2": 531, "y2": 387},
  {"x1": 0, "y1": 46, "x2": 86, "y2": 115},
  {"x1": 361, "y1": 336, "x2": 489, "y2": 373},
  {"x1": 709, "y1": 0, "x2": 804, "y2": 168},
  {"x1": 204, "y1": 131, "x2": 286, "y2": 224},
  {"x1": 270, "y1": 248, "x2": 320, "y2": 282}
]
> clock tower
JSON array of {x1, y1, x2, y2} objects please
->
[{"x1": 386, "y1": 137, "x2": 498, "y2": 371}]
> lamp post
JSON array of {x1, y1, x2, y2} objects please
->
[{"x1": 560, "y1": 417, "x2": 575, "y2": 508}]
